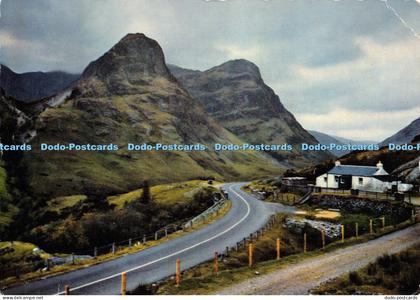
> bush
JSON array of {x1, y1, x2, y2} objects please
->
[{"x1": 348, "y1": 271, "x2": 362, "y2": 285}]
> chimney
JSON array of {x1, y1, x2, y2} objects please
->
[
  {"x1": 376, "y1": 161, "x2": 383, "y2": 169},
  {"x1": 335, "y1": 160, "x2": 341, "y2": 167}
]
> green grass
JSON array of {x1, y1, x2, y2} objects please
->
[
  {"x1": 312, "y1": 243, "x2": 420, "y2": 295},
  {"x1": 0, "y1": 241, "x2": 50, "y2": 264},
  {"x1": 46, "y1": 195, "x2": 88, "y2": 213},
  {"x1": 107, "y1": 180, "x2": 219, "y2": 208},
  {"x1": 20, "y1": 94, "x2": 283, "y2": 199},
  {"x1": 0, "y1": 162, "x2": 17, "y2": 232}
]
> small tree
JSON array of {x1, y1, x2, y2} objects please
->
[{"x1": 140, "y1": 181, "x2": 151, "y2": 204}]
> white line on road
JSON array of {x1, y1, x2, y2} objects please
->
[{"x1": 56, "y1": 183, "x2": 251, "y2": 294}]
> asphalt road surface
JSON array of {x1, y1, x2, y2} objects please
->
[{"x1": 3, "y1": 182, "x2": 295, "y2": 295}]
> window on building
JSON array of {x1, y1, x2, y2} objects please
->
[
  {"x1": 359, "y1": 177, "x2": 363, "y2": 185},
  {"x1": 324, "y1": 176, "x2": 327, "y2": 183},
  {"x1": 335, "y1": 176, "x2": 339, "y2": 183}
]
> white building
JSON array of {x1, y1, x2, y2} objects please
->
[{"x1": 315, "y1": 161, "x2": 412, "y2": 193}]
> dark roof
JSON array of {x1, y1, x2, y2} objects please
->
[
  {"x1": 373, "y1": 175, "x2": 398, "y2": 182},
  {"x1": 327, "y1": 165, "x2": 379, "y2": 177}
]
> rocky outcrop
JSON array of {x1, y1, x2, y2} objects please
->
[
  {"x1": 18, "y1": 33, "x2": 281, "y2": 199},
  {"x1": 169, "y1": 60, "x2": 333, "y2": 168}
]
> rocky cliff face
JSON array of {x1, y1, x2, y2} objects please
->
[
  {"x1": 380, "y1": 117, "x2": 420, "y2": 146},
  {"x1": 0, "y1": 65, "x2": 79, "y2": 102},
  {"x1": 170, "y1": 60, "x2": 333, "y2": 167},
  {"x1": 18, "y1": 34, "x2": 281, "y2": 199}
]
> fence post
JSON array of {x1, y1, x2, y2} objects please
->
[
  {"x1": 276, "y1": 238, "x2": 281, "y2": 260},
  {"x1": 155, "y1": 231, "x2": 158, "y2": 240},
  {"x1": 45, "y1": 259, "x2": 50, "y2": 271},
  {"x1": 355, "y1": 223, "x2": 359, "y2": 239},
  {"x1": 214, "y1": 252, "x2": 219, "y2": 274},
  {"x1": 369, "y1": 219, "x2": 373, "y2": 235},
  {"x1": 143, "y1": 235, "x2": 146, "y2": 244},
  {"x1": 128, "y1": 239, "x2": 132, "y2": 248},
  {"x1": 112, "y1": 243, "x2": 116, "y2": 254},
  {"x1": 321, "y1": 230, "x2": 325, "y2": 249},
  {"x1": 64, "y1": 285, "x2": 70, "y2": 295},
  {"x1": 121, "y1": 272, "x2": 127, "y2": 295},
  {"x1": 176, "y1": 259, "x2": 181, "y2": 287},
  {"x1": 248, "y1": 243, "x2": 253, "y2": 267},
  {"x1": 303, "y1": 233, "x2": 307, "y2": 253},
  {"x1": 341, "y1": 225, "x2": 345, "y2": 243}
]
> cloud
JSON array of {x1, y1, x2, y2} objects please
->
[
  {"x1": 214, "y1": 44, "x2": 264, "y2": 62},
  {"x1": 277, "y1": 37, "x2": 420, "y2": 116},
  {"x1": 0, "y1": 0, "x2": 419, "y2": 140},
  {"x1": 297, "y1": 107, "x2": 420, "y2": 141}
]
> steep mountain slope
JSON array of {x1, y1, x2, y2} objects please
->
[
  {"x1": 16, "y1": 34, "x2": 281, "y2": 199},
  {"x1": 0, "y1": 65, "x2": 79, "y2": 102},
  {"x1": 308, "y1": 130, "x2": 344, "y2": 156},
  {"x1": 380, "y1": 117, "x2": 420, "y2": 146},
  {"x1": 169, "y1": 61, "x2": 333, "y2": 168},
  {"x1": 308, "y1": 130, "x2": 378, "y2": 157}
]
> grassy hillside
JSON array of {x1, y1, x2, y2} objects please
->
[
  {"x1": 0, "y1": 161, "x2": 17, "y2": 236},
  {"x1": 26, "y1": 180, "x2": 223, "y2": 253},
  {"x1": 108, "y1": 180, "x2": 218, "y2": 208}
]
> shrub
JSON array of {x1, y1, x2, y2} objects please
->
[{"x1": 348, "y1": 271, "x2": 362, "y2": 285}]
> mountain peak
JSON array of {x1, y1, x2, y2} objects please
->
[
  {"x1": 81, "y1": 33, "x2": 173, "y2": 82},
  {"x1": 209, "y1": 59, "x2": 261, "y2": 77}
]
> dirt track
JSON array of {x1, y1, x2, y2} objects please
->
[{"x1": 219, "y1": 223, "x2": 420, "y2": 295}]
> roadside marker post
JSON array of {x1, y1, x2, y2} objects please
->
[
  {"x1": 214, "y1": 252, "x2": 219, "y2": 274},
  {"x1": 248, "y1": 243, "x2": 253, "y2": 267},
  {"x1": 64, "y1": 285, "x2": 70, "y2": 295},
  {"x1": 341, "y1": 225, "x2": 344, "y2": 243},
  {"x1": 321, "y1": 230, "x2": 325, "y2": 249},
  {"x1": 176, "y1": 259, "x2": 181, "y2": 287},
  {"x1": 121, "y1": 272, "x2": 127, "y2": 295},
  {"x1": 303, "y1": 233, "x2": 307, "y2": 253},
  {"x1": 381, "y1": 217, "x2": 385, "y2": 229},
  {"x1": 276, "y1": 238, "x2": 281, "y2": 260},
  {"x1": 369, "y1": 219, "x2": 373, "y2": 235},
  {"x1": 355, "y1": 223, "x2": 359, "y2": 239}
]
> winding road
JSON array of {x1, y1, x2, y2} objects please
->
[{"x1": 3, "y1": 182, "x2": 295, "y2": 295}]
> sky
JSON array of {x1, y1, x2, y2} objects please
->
[{"x1": 0, "y1": 0, "x2": 419, "y2": 141}]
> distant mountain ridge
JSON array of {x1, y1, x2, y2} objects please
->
[
  {"x1": 0, "y1": 64, "x2": 80, "y2": 102},
  {"x1": 308, "y1": 130, "x2": 378, "y2": 157},
  {"x1": 380, "y1": 117, "x2": 420, "y2": 146},
  {"x1": 169, "y1": 61, "x2": 333, "y2": 168}
]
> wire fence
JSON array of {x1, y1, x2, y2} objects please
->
[{"x1": 0, "y1": 192, "x2": 229, "y2": 282}]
